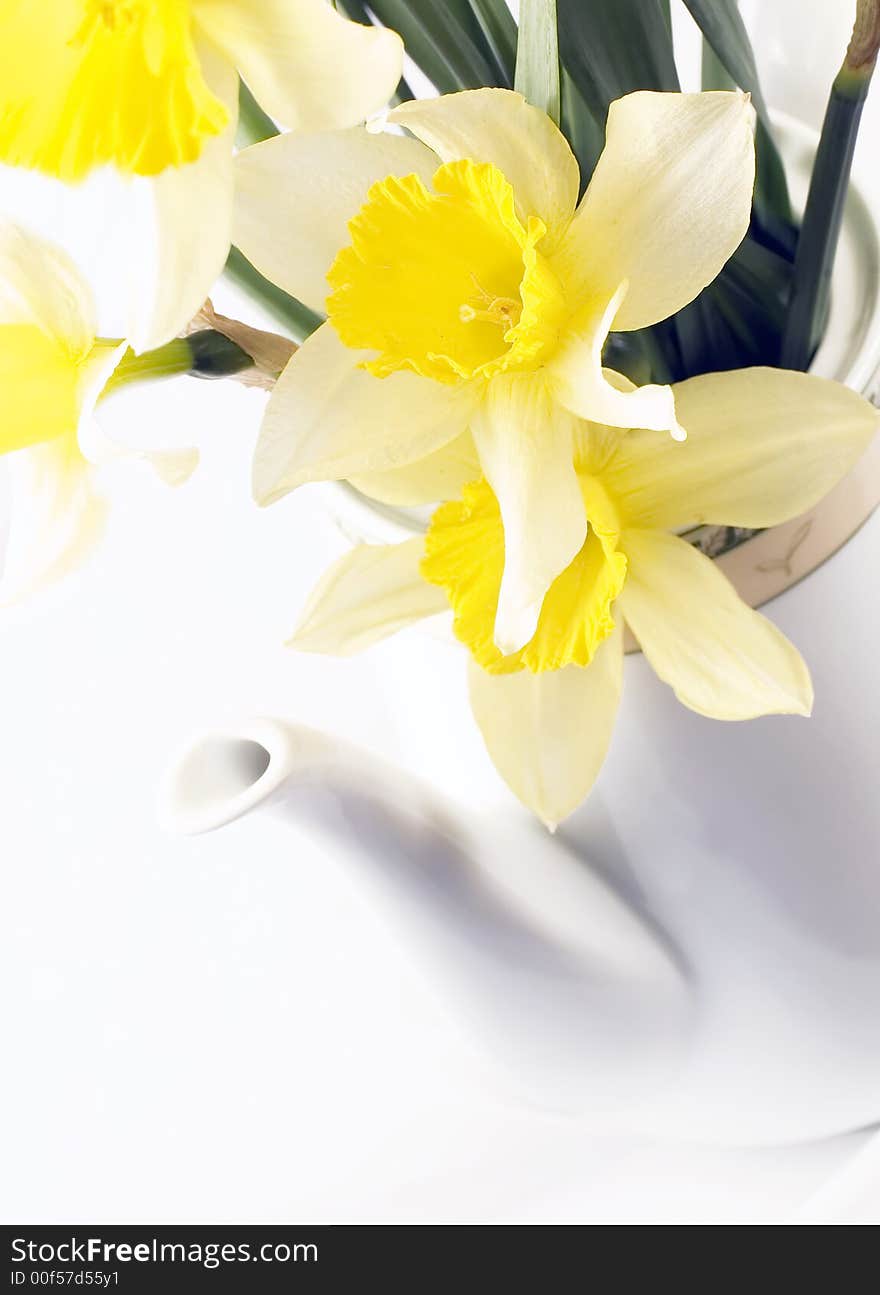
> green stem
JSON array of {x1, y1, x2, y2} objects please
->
[
  {"x1": 104, "y1": 332, "x2": 255, "y2": 392},
  {"x1": 224, "y1": 247, "x2": 324, "y2": 343},
  {"x1": 780, "y1": 1, "x2": 879, "y2": 370},
  {"x1": 104, "y1": 338, "x2": 192, "y2": 390}
]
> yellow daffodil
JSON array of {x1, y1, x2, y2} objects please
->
[
  {"x1": 235, "y1": 87, "x2": 757, "y2": 655},
  {"x1": 285, "y1": 368, "x2": 877, "y2": 826},
  {"x1": 0, "y1": 222, "x2": 193, "y2": 601},
  {"x1": 0, "y1": 1, "x2": 403, "y2": 351}
]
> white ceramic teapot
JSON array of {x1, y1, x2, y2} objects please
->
[{"x1": 158, "y1": 486, "x2": 880, "y2": 1149}]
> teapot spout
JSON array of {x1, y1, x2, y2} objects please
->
[{"x1": 159, "y1": 717, "x2": 693, "y2": 1119}]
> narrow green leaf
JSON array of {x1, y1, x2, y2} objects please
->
[
  {"x1": 555, "y1": 0, "x2": 679, "y2": 127},
  {"x1": 515, "y1": 0, "x2": 561, "y2": 124},
  {"x1": 781, "y1": 42, "x2": 878, "y2": 368},
  {"x1": 236, "y1": 81, "x2": 279, "y2": 147},
  {"x1": 683, "y1": 0, "x2": 769, "y2": 115},
  {"x1": 466, "y1": 0, "x2": 517, "y2": 86},
  {"x1": 701, "y1": 41, "x2": 736, "y2": 92},
  {"x1": 670, "y1": 239, "x2": 792, "y2": 376},
  {"x1": 682, "y1": 0, "x2": 792, "y2": 230},
  {"x1": 367, "y1": 0, "x2": 502, "y2": 91},
  {"x1": 560, "y1": 71, "x2": 605, "y2": 190}
]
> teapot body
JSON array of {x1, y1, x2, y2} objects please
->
[{"x1": 560, "y1": 507, "x2": 880, "y2": 1142}]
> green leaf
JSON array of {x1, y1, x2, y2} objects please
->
[
  {"x1": 682, "y1": 0, "x2": 769, "y2": 115},
  {"x1": 681, "y1": 0, "x2": 793, "y2": 232},
  {"x1": 701, "y1": 40, "x2": 736, "y2": 93},
  {"x1": 670, "y1": 238, "x2": 792, "y2": 376},
  {"x1": 224, "y1": 248, "x2": 323, "y2": 344},
  {"x1": 466, "y1": 0, "x2": 517, "y2": 86},
  {"x1": 236, "y1": 81, "x2": 279, "y2": 147},
  {"x1": 560, "y1": 71, "x2": 605, "y2": 190},
  {"x1": 555, "y1": 0, "x2": 679, "y2": 128},
  {"x1": 367, "y1": 0, "x2": 503, "y2": 91},
  {"x1": 515, "y1": 0, "x2": 561, "y2": 124}
]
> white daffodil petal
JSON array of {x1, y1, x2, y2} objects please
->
[
  {"x1": 605, "y1": 367, "x2": 880, "y2": 531},
  {"x1": 351, "y1": 432, "x2": 481, "y2": 506},
  {"x1": 472, "y1": 375, "x2": 586, "y2": 654},
  {"x1": 77, "y1": 341, "x2": 129, "y2": 435},
  {"x1": 82, "y1": 422, "x2": 202, "y2": 486},
  {"x1": 0, "y1": 434, "x2": 107, "y2": 606},
  {"x1": 127, "y1": 38, "x2": 237, "y2": 353},
  {"x1": 291, "y1": 537, "x2": 446, "y2": 655},
  {"x1": 234, "y1": 129, "x2": 437, "y2": 314},
  {"x1": 467, "y1": 624, "x2": 624, "y2": 828},
  {"x1": 549, "y1": 286, "x2": 683, "y2": 435},
  {"x1": 193, "y1": 0, "x2": 402, "y2": 131},
  {"x1": 253, "y1": 323, "x2": 474, "y2": 505},
  {"x1": 552, "y1": 91, "x2": 755, "y2": 331},
  {"x1": 0, "y1": 220, "x2": 95, "y2": 348},
  {"x1": 140, "y1": 448, "x2": 201, "y2": 487},
  {"x1": 620, "y1": 529, "x2": 813, "y2": 721},
  {"x1": 389, "y1": 89, "x2": 580, "y2": 248}
]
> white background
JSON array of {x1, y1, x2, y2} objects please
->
[{"x1": 1, "y1": 0, "x2": 876, "y2": 1223}]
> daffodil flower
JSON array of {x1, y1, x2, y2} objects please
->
[
  {"x1": 0, "y1": 1, "x2": 403, "y2": 351},
  {"x1": 0, "y1": 222, "x2": 194, "y2": 602},
  {"x1": 284, "y1": 368, "x2": 877, "y2": 827},
  {"x1": 235, "y1": 87, "x2": 756, "y2": 654}
]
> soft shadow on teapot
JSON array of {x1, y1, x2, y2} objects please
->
[{"x1": 158, "y1": 716, "x2": 694, "y2": 1121}]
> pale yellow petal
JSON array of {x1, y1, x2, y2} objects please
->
[
  {"x1": 193, "y1": 0, "x2": 403, "y2": 131},
  {"x1": 389, "y1": 88, "x2": 579, "y2": 249},
  {"x1": 0, "y1": 433, "x2": 107, "y2": 605},
  {"x1": 548, "y1": 284, "x2": 683, "y2": 435},
  {"x1": 620, "y1": 529, "x2": 813, "y2": 720},
  {"x1": 127, "y1": 37, "x2": 237, "y2": 353},
  {"x1": 290, "y1": 538, "x2": 447, "y2": 655},
  {"x1": 0, "y1": 221, "x2": 95, "y2": 351},
  {"x1": 351, "y1": 432, "x2": 480, "y2": 506},
  {"x1": 551, "y1": 91, "x2": 755, "y2": 331},
  {"x1": 233, "y1": 129, "x2": 437, "y2": 314},
  {"x1": 467, "y1": 625, "x2": 624, "y2": 828},
  {"x1": 0, "y1": 328, "x2": 120, "y2": 462},
  {"x1": 0, "y1": 325, "x2": 82, "y2": 455},
  {"x1": 604, "y1": 367, "x2": 880, "y2": 530},
  {"x1": 140, "y1": 447, "x2": 201, "y2": 487},
  {"x1": 471, "y1": 374, "x2": 586, "y2": 654},
  {"x1": 253, "y1": 323, "x2": 474, "y2": 505}
]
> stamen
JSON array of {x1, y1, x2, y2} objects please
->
[
  {"x1": 459, "y1": 272, "x2": 521, "y2": 329},
  {"x1": 458, "y1": 295, "x2": 521, "y2": 328}
]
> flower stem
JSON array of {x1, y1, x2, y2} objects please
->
[
  {"x1": 780, "y1": 0, "x2": 880, "y2": 370},
  {"x1": 104, "y1": 331, "x2": 254, "y2": 393},
  {"x1": 103, "y1": 338, "x2": 192, "y2": 389}
]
